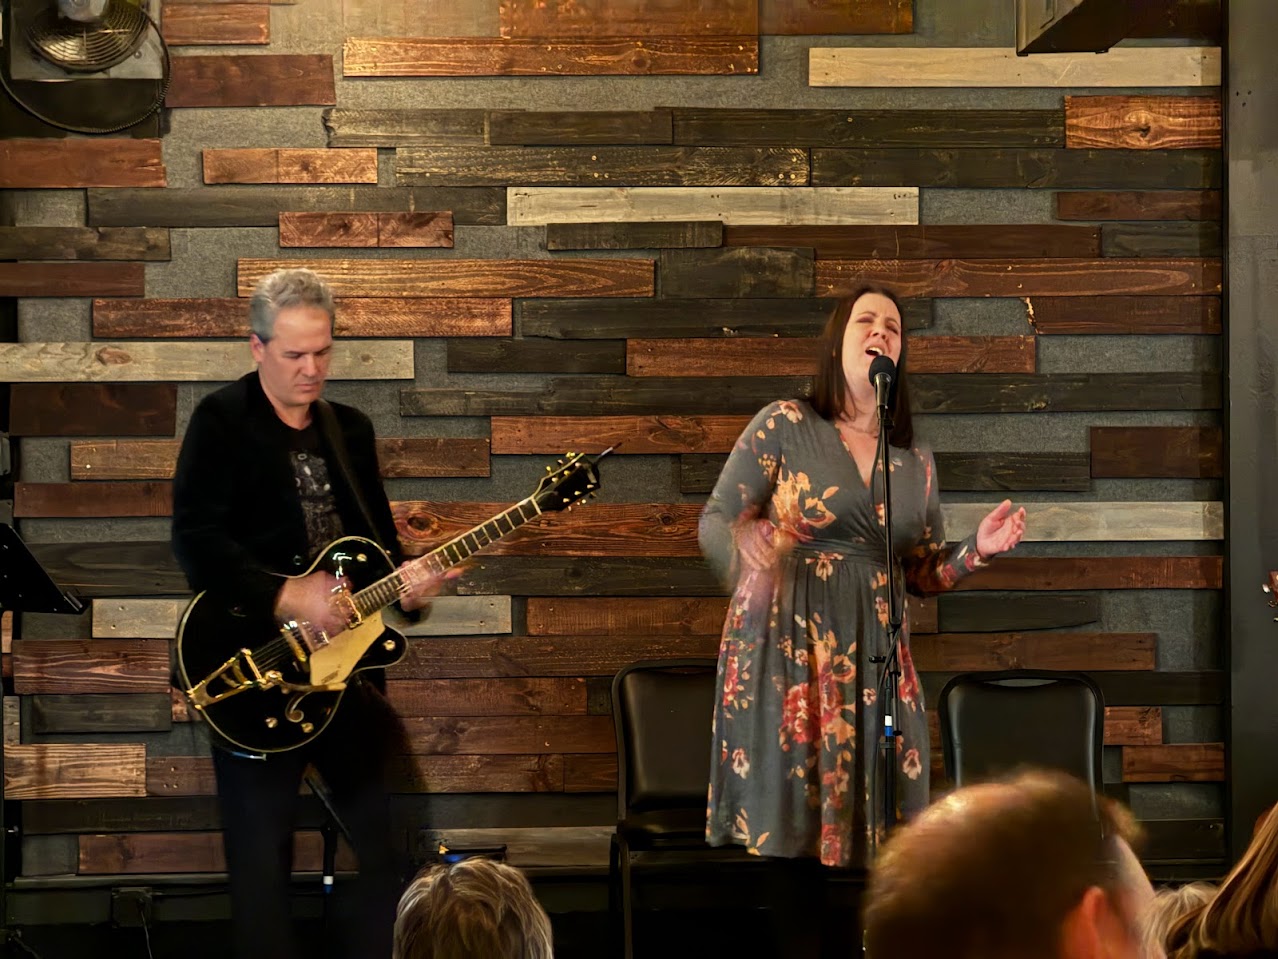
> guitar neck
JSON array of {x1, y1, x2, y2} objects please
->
[{"x1": 352, "y1": 497, "x2": 542, "y2": 617}]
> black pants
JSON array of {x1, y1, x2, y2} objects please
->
[{"x1": 213, "y1": 680, "x2": 406, "y2": 959}]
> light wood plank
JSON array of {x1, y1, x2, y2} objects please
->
[
  {"x1": 6, "y1": 744, "x2": 146, "y2": 800},
  {"x1": 1123, "y1": 743, "x2": 1224, "y2": 782},
  {"x1": 499, "y1": 0, "x2": 757, "y2": 37},
  {"x1": 818, "y1": 258, "x2": 1220, "y2": 297},
  {"x1": 238, "y1": 258, "x2": 654, "y2": 298},
  {"x1": 4, "y1": 697, "x2": 21, "y2": 746},
  {"x1": 942, "y1": 502, "x2": 1222, "y2": 542},
  {"x1": 203, "y1": 149, "x2": 378, "y2": 184},
  {"x1": 278, "y1": 212, "x2": 454, "y2": 248},
  {"x1": 1065, "y1": 95, "x2": 1221, "y2": 150},
  {"x1": 0, "y1": 342, "x2": 413, "y2": 382},
  {"x1": 71, "y1": 437, "x2": 489, "y2": 480},
  {"x1": 491, "y1": 415, "x2": 749, "y2": 454},
  {"x1": 161, "y1": 3, "x2": 270, "y2": 45},
  {"x1": 0, "y1": 139, "x2": 165, "y2": 188},
  {"x1": 92, "y1": 599, "x2": 187, "y2": 639},
  {"x1": 809, "y1": 46, "x2": 1221, "y2": 88},
  {"x1": 94, "y1": 297, "x2": 508, "y2": 337},
  {"x1": 507, "y1": 187, "x2": 919, "y2": 226},
  {"x1": 420, "y1": 825, "x2": 612, "y2": 867},
  {"x1": 627, "y1": 336, "x2": 1036, "y2": 376},
  {"x1": 344, "y1": 36, "x2": 758, "y2": 77}
]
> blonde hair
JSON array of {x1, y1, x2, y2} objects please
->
[
  {"x1": 393, "y1": 858, "x2": 554, "y2": 959},
  {"x1": 1168, "y1": 805, "x2": 1278, "y2": 959},
  {"x1": 1142, "y1": 883, "x2": 1216, "y2": 957}
]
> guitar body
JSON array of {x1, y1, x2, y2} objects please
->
[{"x1": 175, "y1": 536, "x2": 407, "y2": 754}]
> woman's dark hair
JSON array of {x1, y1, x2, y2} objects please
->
[{"x1": 808, "y1": 285, "x2": 914, "y2": 447}]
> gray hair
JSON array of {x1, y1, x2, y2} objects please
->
[{"x1": 248, "y1": 268, "x2": 335, "y2": 342}]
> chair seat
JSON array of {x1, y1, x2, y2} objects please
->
[{"x1": 619, "y1": 807, "x2": 707, "y2": 847}]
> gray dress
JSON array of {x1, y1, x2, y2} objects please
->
[{"x1": 700, "y1": 399, "x2": 986, "y2": 867}]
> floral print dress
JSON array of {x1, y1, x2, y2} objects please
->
[{"x1": 701, "y1": 399, "x2": 986, "y2": 868}]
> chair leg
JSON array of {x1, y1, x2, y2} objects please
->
[
  {"x1": 608, "y1": 834, "x2": 621, "y2": 951},
  {"x1": 621, "y1": 837, "x2": 635, "y2": 959}
]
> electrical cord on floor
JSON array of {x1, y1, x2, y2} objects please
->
[
  {"x1": 137, "y1": 901, "x2": 154, "y2": 959},
  {"x1": 4, "y1": 930, "x2": 44, "y2": 959}
]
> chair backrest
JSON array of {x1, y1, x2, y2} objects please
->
[
  {"x1": 611, "y1": 659, "x2": 717, "y2": 818},
  {"x1": 937, "y1": 670, "x2": 1104, "y2": 792}
]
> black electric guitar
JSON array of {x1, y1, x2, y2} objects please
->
[{"x1": 175, "y1": 450, "x2": 607, "y2": 753}]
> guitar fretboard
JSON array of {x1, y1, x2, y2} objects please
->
[{"x1": 351, "y1": 497, "x2": 542, "y2": 618}]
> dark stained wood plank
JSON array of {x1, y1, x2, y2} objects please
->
[
  {"x1": 0, "y1": 139, "x2": 164, "y2": 188},
  {"x1": 494, "y1": 415, "x2": 749, "y2": 455},
  {"x1": 527, "y1": 597, "x2": 729, "y2": 636},
  {"x1": 1065, "y1": 96, "x2": 1221, "y2": 150},
  {"x1": 456, "y1": 557, "x2": 725, "y2": 597},
  {"x1": 238, "y1": 258, "x2": 654, "y2": 298},
  {"x1": 391, "y1": 635, "x2": 718, "y2": 678},
  {"x1": 147, "y1": 756, "x2": 217, "y2": 797},
  {"x1": 1141, "y1": 818, "x2": 1226, "y2": 863},
  {"x1": 88, "y1": 187, "x2": 505, "y2": 227},
  {"x1": 938, "y1": 593, "x2": 1100, "y2": 633},
  {"x1": 956, "y1": 557, "x2": 1222, "y2": 591},
  {"x1": 446, "y1": 340, "x2": 624, "y2": 374},
  {"x1": 934, "y1": 451, "x2": 1090, "y2": 492},
  {"x1": 1055, "y1": 190, "x2": 1221, "y2": 221},
  {"x1": 401, "y1": 376, "x2": 813, "y2": 416},
  {"x1": 629, "y1": 336, "x2": 1035, "y2": 376},
  {"x1": 1123, "y1": 744, "x2": 1224, "y2": 783},
  {"x1": 546, "y1": 221, "x2": 723, "y2": 250},
  {"x1": 68, "y1": 438, "x2": 489, "y2": 479},
  {"x1": 389, "y1": 755, "x2": 566, "y2": 793},
  {"x1": 6, "y1": 745, "x2": 146, "y2": 800},
  {"x1": 94, "y1": 297, "x2": 510, "y2": 337},
  {"x1": 24, "y1": 797, "x2": 226, "y2": 835},
  {"x1": 9, "y1": 384, "x2": 176, "y2": 436},
  {"x1": 396, "y1": 146, "x2": 808, "y2": 187},
  {"x1": 659, "y1": 247, "x2": 814, "y2": 298},
  {"x1": 499, "y1": 0, "x2": 757, "y2": 36},
  {"x1": 1091, "y1": 426, "x2": 1222, "y2": 479},
  {"x1": 203, "y1": 148, "x2": 378, "y2": 184},
  {"x1": 166, "y1": 54, "x2": 335, "y2": 107},
  {"x1": 680, "y1": 450, "x2": 1091, "y2": 493},
  {"x1": 0, "y1": 227, "x2": 170, "y2": 261},
  {"x1": 1026, "y1": 295, "x2": 1220, "y2": 334},
  {"x1": 911, "y1": 632, "x2": 1155, "y2": 672},
  {"x1": 79, "y1": 831, "x2": 353, "y2": 874},
  {"x1": 29, "y1": 541, "x2": 188, "y2": 598},
  {"x1": 760, "y1": 0, "x2": 911, "y2": 33},
  {"x1": 810, "y1": 148, "x2": 1220, "y2": 190},
  {"x1": 385, "y1": 678, "x2": 588, "y2": 717},
  {"x1": 0, "y1": 263, "x2": 144, "y2": 298},
  {"x1": 399, "y1": 716, "x2": 614, "y2": 755},
  {"x1": 394, "y1": 503, "x2": 703, "y2": 558},
  {"x1": 161, "y1": 3, "x2": 270, "y2": 44},
  {"x1": 15, "y1": 482, "x2": 173, "y2": 518},
  {"x1": 1101, "y1": 222, "x2": 1222, "y2": 257},
  {"x1": 1127, "y1": 1, "x2": 1221, "y2": 42},
  {"x1": 564, "y1": 754, "x2": 616, "y2": 792},
  {"x1": 13, "y1": 640, "x2": 171, "y2": 694},
  {"x1": 30, "y1": 694, "x2": 172, "y2": 734},
  {"x1": 278, "y1": 212, "x2": 455, "y2": 249},
  {"x1": 724, "y1": 224, "x2": 1100, "y2": 258},
  {"x1": 518, "y1": 297, "x2": 933, "y2": 337},
  {"x1": 323, "y1": 108, "x2": 488, "y2": 147},
  {"x1": 488, "y1": 110, "x2": 672, "y2": 145},
  {"x1": 672, "y1": 109, "x2": 1063, "y2": 148},
  {"x1": 817, "y1": 258, "x2": 1221, "y2": 297},
  {"x1": 922, "y1": 671, "x2": 1224, "y2": 707},
  {"x1": 344, "y1": 36, "x2": 759, "y2": 77}
]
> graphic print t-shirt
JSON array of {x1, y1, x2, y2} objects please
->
[{"x1": 289, "y1": 423, "x2": 343, "y2": 559}]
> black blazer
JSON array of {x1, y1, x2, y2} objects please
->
[{"x1": 171, "y1": 372, "x2": 403, "y2": 623}]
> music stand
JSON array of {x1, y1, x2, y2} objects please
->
[{"x1": 0, "y1": 523, "x2": 85, "y2": 616}]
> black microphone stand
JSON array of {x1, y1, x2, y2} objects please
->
[{"x1": 867, "y1": 385, "x2": 904, "y2": 863}]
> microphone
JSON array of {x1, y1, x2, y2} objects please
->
[{"x1": 869, "y1": 355, "x2": 896, "y2": 410}]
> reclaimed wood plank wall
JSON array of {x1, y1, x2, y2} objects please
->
[{"x1": 0, "y1": 0, "x2": 1225, "y2": 881}]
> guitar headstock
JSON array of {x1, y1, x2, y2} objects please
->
[{"x1": 531, "y1": 450, "x2": 608, "y2": 513}]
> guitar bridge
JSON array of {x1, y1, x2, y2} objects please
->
[{"x1": 187, "y1": 648, "x2": 278, "y2": 708}]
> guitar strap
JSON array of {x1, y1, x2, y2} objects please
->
[{"x1": 312, "y1": 399, "x2": 383, "y2": 550}]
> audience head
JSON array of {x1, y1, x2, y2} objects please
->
[
  {"x1": 1142, "y1": 884, "x2": 1216, "y2": 959},
  {"x1": 862, "y1": 770, "x2": 1153, "y2": 959},
  {"x1": 1166, "y1": 805, "x2": 1278, "y2": 959},
  {"x1": 248, "y1": 267, "x2": 336, "y2": 343},
  {"x1": 393, "y1": 857, "x2": 554, "y2": 959}
]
